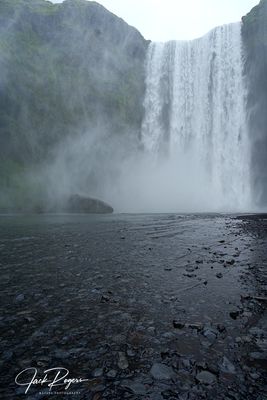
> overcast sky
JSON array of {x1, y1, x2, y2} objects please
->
[{"x1": 50, "y1": 0, "x2": 259, "y2": 41}]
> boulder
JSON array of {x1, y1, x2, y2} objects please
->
[
  {"x1": 150, "y1": 363, "x2": 175, "y2": 380},
  {"x1": 67, "y1": 194, "x2": 113, "y2": 214}
]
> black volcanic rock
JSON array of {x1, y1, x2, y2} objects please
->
[{"x1": 67, "y1": 194, "x2": 113, "y2": 213}]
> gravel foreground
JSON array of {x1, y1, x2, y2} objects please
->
[{"x1": 0, "y1": 213, "x2": 266, "y2": 399}]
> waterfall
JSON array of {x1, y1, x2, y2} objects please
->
[{"x1": 141, "y1": 23, "x2": 251, "y2": 211}]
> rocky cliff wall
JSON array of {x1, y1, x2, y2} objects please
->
[
  {"x1": 242, "y1": 0, "x2": 267, "y2": 207},
  {"x1": 0, "y1": 0, "x2": 149, "y2": 209}
]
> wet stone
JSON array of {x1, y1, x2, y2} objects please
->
[
  {"x1": 2, "y1": 350, "x2": 13, "y2": 362},
  {"x1": 185, "y1": 266, "x2": 196, "y2": 272},
  {"x1": 188, "y1": 323, "x2": 203, "y2": 331},
  {"x1": 121, "y1": 381, "x2": 147, "y2": 395},
  {"x1": 24, "y1": 316, "x2": 35, "y2": 323},
  {"x1": 173, "y1": 320, "x2": 185, "y2": 329},
  {"x1": 203, "y1": 327, "x2": 218, "y2": 342},
  {"x1": 150, "y1": 363, "x2": 175, "y2": 380},
  {"x1": 219, "y1": 356, "x2": 236, "y2": 374},
  {"x1": 126, "y1": 348, "x2": 135, "y2": 357},
  {"x1": 100, "y1": 294, "x2": 110, "y2": 303},
  {"x1": 201, "y1": 339, "x2": 213, "y2": 349},
  {"x1": 181, "y1": 358, "x2": 191, "y2": 369},
  {"x1": 93, "y1": 368, "x2": 104, "y2": 377},
  {"x1": 249, "y1": 351, "x2": 267, "y2": 361},
  {"x1": 106, "y1": 369, "x2": 117, "y2": 378},
  {"x1": 54, "y1": 349, "x2": 69, "y2": 359},
  {"x1": 217, "y1": 324, "x2": 226, "y2": 333},
  {"x1": 256, "y1": 338, "x2": 267, "y2": 352},
  {"x1": 15, "y1": 294, "x2": 25, "y2": 302},
  {"x1": 196, "y1": 370, "x2": 217, "y2": 385},
  {"x1": 162, "y1": 332, "x2": 175, "y2": 339},
  {"x1": 118, "y1": 352, "x2": 129, "y2": 370},
  {"x1": 230, "y1": 310, "x2": 240, "y2": 320},
  {"x1": 227, "y1": 259, "x2": 235, "y2": 265},
  {"x1": 249, "y1": 372, "x2": 260, "y2": 380}
]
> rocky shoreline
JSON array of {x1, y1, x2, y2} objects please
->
[{"x1": 0, "y1": 213, "x2": 266, "y2": 399}]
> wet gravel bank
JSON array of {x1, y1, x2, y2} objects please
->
[{"x1": 0, "y1": 213, "x2": 266, "y2": 399}]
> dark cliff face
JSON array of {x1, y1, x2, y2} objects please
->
[
  {"x1": 0, "y1": 0, "x2": 149, "y2": 210},
  {"x1": 242, "y1": 0, "x2": 267, "y2": 207},
  {"x1": 0, "y1": 0, "x2": 148, "y2": 175}
]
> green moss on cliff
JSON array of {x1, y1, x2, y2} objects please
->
[{"x1": 0, "y1": 0, "x2": 148, "y2": 210}]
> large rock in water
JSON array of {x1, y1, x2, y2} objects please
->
[{"x1": 67, "y1": 194, "x2": 113, "y2": 214}]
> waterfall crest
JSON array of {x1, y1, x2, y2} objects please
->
[{"x1": 141, "y1": 23, "x2": 251, "y2": 211}]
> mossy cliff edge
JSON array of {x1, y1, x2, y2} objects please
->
[{"x1": 0, "y1": 0, "x2": 148, "y2": 211}]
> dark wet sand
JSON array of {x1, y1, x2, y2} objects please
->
[{"x1": 0, "y1": 213, "x2": 266, "y2": 399}]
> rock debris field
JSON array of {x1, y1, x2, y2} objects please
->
[{"x1": 0, "y1": 213, "x2": 266, "y2": 399}]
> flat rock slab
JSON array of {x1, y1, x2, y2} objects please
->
[
  {"x1": 150, "y1": 363, "x2": 175, "y2": 380},
  {"x1": 196, "y1": 371, "x2": 217, "y2": 385}
]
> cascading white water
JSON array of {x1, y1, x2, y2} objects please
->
[{"x1": 141, "y1": 23, "x2": 251, "y2": 211}]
